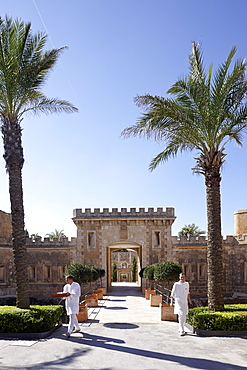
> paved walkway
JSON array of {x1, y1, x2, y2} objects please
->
[
  {"x1": 0, "y1": 283, "x2": 246, "y2": 370},
  {"x1": 85, "y1": 282, "x2": 161, "y2": 324}
]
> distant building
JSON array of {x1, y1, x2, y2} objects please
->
[{"x1": 112, "y1": 249, "x2": 137, "y2": 282}]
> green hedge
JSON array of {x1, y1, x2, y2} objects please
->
[
  {"x1": 143, "y1": 261, "x2": 182, "y2": 282},
  {"x1": 0, "y1": 305, "x2": 63, "y2": 333},
  {"x1": 187, "y1": 305, "x2": 247, "y2": 331},
  {"x1": 153, "y1": 261, "x2": 182, "y2": 282}
]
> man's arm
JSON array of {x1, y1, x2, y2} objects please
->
[
  {"x1": 187, "y1": 283, "x2": 192, "y2": 305},
  {"x1": 170, "y1": 284, "x2": 176, "y2": 306},
  {"x1": 63, "y1": 284, "x2": 70, "y2": 297}
]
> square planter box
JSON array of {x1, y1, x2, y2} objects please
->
[
  {"x1": 150, "y1": 294, "x2": 162, "y2": 306},
  {"x1": 85, "y1": 294, "x2": 98, "y2": 307},
  {"x1": 160, "y1": 303, "x2": 177, "y2": 321},
  {"x1": 77, "y1": 304, "x2": 88, "y2": 322},
  {"x1": 145, "y1": 289, "x2": 156, "y2": 300},
  {"x1": 93, "y1": 289, "x2": 103, "y2": 300}
]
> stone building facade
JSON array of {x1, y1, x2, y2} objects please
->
[
  {"x1": 0, "y1": 207, "x2": 247, "y2": 300},
  {"x1": 72, "y1": 207, "x2": 176, "y2": 286},
  {"x1": 112, "y1": 250, "x2": 138, "y2": 282}
]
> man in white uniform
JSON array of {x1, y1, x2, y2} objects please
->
[
  {"x1": 170, "y1": 273, "x2": 192, "y2": 336},
  {"x1": 63, "y1": 275, "x2": 81, "y2": 337}
]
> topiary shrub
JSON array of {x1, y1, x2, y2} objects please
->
[
  {"x1": 143, "y1": 264, "x2": 157, "y2": 281},
  {"x1": 139, "y1": 267, "x2": 146, "y2": 278},
  {"x1": 187, "y1": 305, "x2": 247, "y2": 331},
  {"x1": 88, "y1": 266, "x2": 101, "y2": 283},
  {"x1": 0, "y1": 305, "x2": 63, "y2": 333},
  {"x1": 65, "y1": 263, "x2": 93, "y2": 285},
  {"x1": 153, "y1": 261, "x2": 182, "y2": 282}
]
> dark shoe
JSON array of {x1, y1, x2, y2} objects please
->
[
  {"x1": 66, "y1": 332, "x2": 71, "y2": 337},
  {"x1": 73, "y1": 329, "x2": 80, "y2": 333}
]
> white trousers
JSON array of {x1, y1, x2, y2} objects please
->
[
  {"x1": 178, "y1": 312, "x2": 186, "y2": 332},
  {"x1": 67, "y1": 314, "x2": 80, "y2": 334}
]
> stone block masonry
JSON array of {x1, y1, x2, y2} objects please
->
[
  {"x1": 73, "y1": 207, "x2": 175, "y2": 219},
  {"x1": 0, "y1": 208, "x2": 247, "y2": 300}
]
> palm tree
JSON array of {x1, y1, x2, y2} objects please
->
[
  {"x1": 0, "y1": 16, "x2": 78, "y2": 308},
  {"x1": 179, "y1": 223, "x2": 206, "y2": 237},
  {"x1": 46, "y1": 229, "x2": 66, "y2": 240},
  {"x1": 122, "y1": 42, "x2": 247, "y2": 311},
  {"x1": 30, "y1": 233, "x2": 41, "y2": 240}
]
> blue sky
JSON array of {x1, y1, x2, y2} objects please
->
[{"x1": 0, "y1": 0, "x2": 247, "y2": 238}]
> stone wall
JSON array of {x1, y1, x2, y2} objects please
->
[
  {"x1": 169, "y1": 235, "x2": 247, "y2": 298},
  {"x1": 0, "y1": 238, "x2": 15, "y2": 296},
  {"x1": 1, "y1": 207, "x2": 247, "y2": 300},
  {"x1": 0, "y1": 235, "x2": 77, "y2": 299}
]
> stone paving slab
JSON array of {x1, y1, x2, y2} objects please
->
[{"x1": 85, "y1": 283, "x2": 161, "y2": 324}]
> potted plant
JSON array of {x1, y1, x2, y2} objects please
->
[{"x1": 153, "y1": 261, "x2": 182, "y2": 321}]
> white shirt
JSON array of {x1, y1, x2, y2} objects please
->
[
  {"x1": 63, "y1": 281, "x2": 81, "y2": 315},
  {"x1": 171, "y1": 281, "x2": 190, "y2": 315}
]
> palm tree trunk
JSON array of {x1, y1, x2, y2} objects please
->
[
  {"x1": 205, "y1": 172, "x2": 224, "y2": 311},
  {"x1": 2, "y1": 118, "x2": 30, "y2": 308}
]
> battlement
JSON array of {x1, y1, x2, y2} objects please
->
[
  {"x1": 0, "y1": 236, "x2": 77, "y2": 248},
  {"x1": 73, "y1": 207, "x2": 175, "y2": 219},
  {"x1": 25, "y1": 237, "x2": 77, "y2": 246},
  {"x1": 234, "y1": 234, "x2": 247, "y2": 243},
  {"x1": 171, "y1": 235, "x2": 238, "y2": 245}
]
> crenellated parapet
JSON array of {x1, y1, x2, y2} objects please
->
[
  {"x1": 73, "y1": 207, "x2": 175, "y2": 220},
  {"x1": 0, "y1": 236, "x2": 77, "y2": 248},
  {"x1": 234, "y1": 234, "x2": 247, "y2": 244},
  {"x1": 25, "y1": 236, "x2": 77, "y2": 247},
  {"x1": 171, "y1": 235, "x2": 238, "y2": 246}
]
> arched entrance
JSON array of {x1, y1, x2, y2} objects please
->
[{"x1": 107, "y1": 242, "x2": 142, "y2": 287}]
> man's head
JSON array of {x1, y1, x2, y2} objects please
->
[
  {"x1": 65, "y1": 275, "x2": 74, "y2": 285},
  {"x1": 179, "y1": 273, "x2": 186, "y2": 282}
]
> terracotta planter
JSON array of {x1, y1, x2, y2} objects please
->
[
  {"x1": 160, "y1": 303, "x2": 177, "y2": 321},
  {"x1": 150, "y1": 294, "x2": 162, "y2": 307},
  {"x1": 77, "y1": 304, "x2": 88, "y2": 322},
  {"x1": 100, "y1": 287, "x2": 107, "y2": 296},
  {"x1": 142, "y1": 287, "x2": 148, "y2": 295},
  {"x1": 85, "y1": 293, "x2": 98, "y2": 307},
  {"x1": 93, "y1": 289, "x2": 103, "y2": 300},
  {"x1": 145, "y1": 289, "x2": 156, "y2": 300}
]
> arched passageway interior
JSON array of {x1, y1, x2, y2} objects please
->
[{"x1": 107, "y1": 242, "x2": 142, "y2": 287}]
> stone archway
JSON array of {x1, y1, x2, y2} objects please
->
[{"x1": 107, "y1": 242, "x2": 142, "y2": 287}]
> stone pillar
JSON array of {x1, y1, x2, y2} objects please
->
[
  {"x1": 234, "y1": 209, "x2": 247, "y2": 236},
  {"x1": 0, "y1": 211, "x2": 12, "y2": 237}
]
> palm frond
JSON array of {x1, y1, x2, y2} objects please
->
[
  {"x1": 149, "y1": 140, "x2": 195, "y2": 171},
  {"x1": 0, "y1": 16, "x2": 77, "y2": 118},
  {"x1": 123, "y1": 42, "x2": 247, "y2": 176},
  {"x1": 189, "y1": 42, "x2": 206, "y2": 82},
  {"x1": 19, "y1": 95, "x2": 78, "y2": 116}
]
